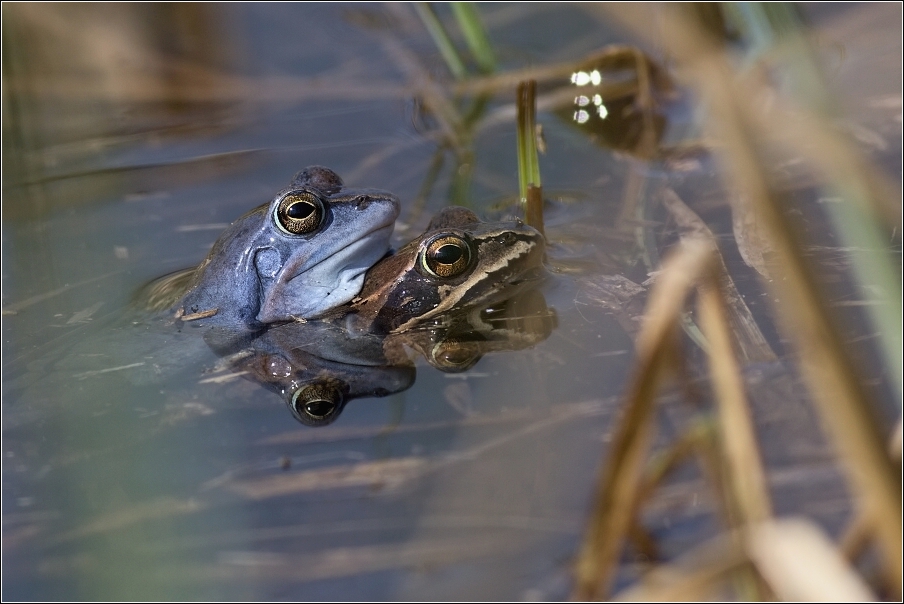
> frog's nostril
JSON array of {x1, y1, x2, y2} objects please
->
[{"x1": 355, "y1": 195, "x2": 372, "y2": 209}]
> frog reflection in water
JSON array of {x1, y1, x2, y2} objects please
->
[
  {"x1": 343, "y1": 206, "x2": 547, "y2": 334},
  {"x1": 224, "y1": 284, "x2": 555, "y2": 427},
  {"x1": 144, "y1": 166, "x2": 400, "y2": 328},
  {"x1": 211, "y1": 321, "x2": 415, "y2": 427}
]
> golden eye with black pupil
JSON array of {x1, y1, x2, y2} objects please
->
[
  {"x1": 430, "y1": 340, "x2": 482, "y2": 372},
  {"x1": 291, "y1": 383, "x2": 343, "y2": 422},
  {"x1": 420, "y1": 234, "x2": 472, "y2": 278},
  {"x1": 274, "y1": 190, "x2": 325, "y2": 235}
]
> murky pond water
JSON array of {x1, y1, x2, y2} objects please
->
[{"x1": 3, "y1": 4, "x2": 900, "y2": 600}]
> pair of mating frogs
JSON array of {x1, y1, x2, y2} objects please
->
[
  {"x1": 149, "y1": 165, "x2": 546, "y2": 335},
  {"x1": 146, "y1": 166, "x2": 551, "y2": 426}
]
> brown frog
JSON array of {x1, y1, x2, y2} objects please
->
[{"x1": 343, "y1": 206, "x2": 546, "y2": 334}]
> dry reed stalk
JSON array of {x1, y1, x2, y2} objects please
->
[
  {"x1": 594, "y1": 5, "x2": 902, "y2": 595},
  {"x1": 573, "y1": 240, "x2": 717, "y2": 599}
]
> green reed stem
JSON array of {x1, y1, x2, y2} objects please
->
[
  {"x1": 516, "y1": 81, "x2": 542, "y2": 195},
  {"x1": 451, "y1": 2, "x2": 497, "y2": 74},
  {"x1": 516, "y1": 81, "x2": 544, "y2": 235},
  {"x1": 516, "y1": 82, "x2": 530, "y2": 201}
]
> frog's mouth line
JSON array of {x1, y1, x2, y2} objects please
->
[
  {"x1": 257, "y1": 223, "x2": 396, "y2": 322},
  {"x1": 296, "y1": 222, "x2": 396, "y2": 281},
  {"x1": 269, "y1": 221, "x2": 396, "y2": 286}
]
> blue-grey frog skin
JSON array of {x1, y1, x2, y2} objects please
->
[{"x1": 146, "y1": 166, "x2": 400, "y2": 328}]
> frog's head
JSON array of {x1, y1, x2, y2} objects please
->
[
  {"x1": 350, "y1": 206, "x2": 546, "y2": 333},
  {"x1": 177, "y1": 166, "x2": 400, "y2": 327}
]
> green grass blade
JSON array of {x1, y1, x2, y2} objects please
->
[
  {"x1": 451, "y1": 2, "x2": 496, "y2": 74},
  {"x1": 414, "y1": 3, "x2": 468, "y2": 80}
]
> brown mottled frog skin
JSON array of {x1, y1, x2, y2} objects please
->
[{"x1": 344, "y1": 206, "x2": 546, "y2": 334}]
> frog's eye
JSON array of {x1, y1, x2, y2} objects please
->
[
  {"x1": 274, "y1": 190, "x2": 326, "y2": 236},
  {"x1": 420, "y1": 234, "x2": 473, "y2": 279},
  {"x1": 289, "y1": 382, "x2": 344, "y2": 426},
  {"x1": 429, "y1": 339, "x2": 482, "y2": 372}
]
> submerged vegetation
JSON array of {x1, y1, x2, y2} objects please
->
[{"x1": 418, "y1": 2, "x2": 901, "y2": 600}]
